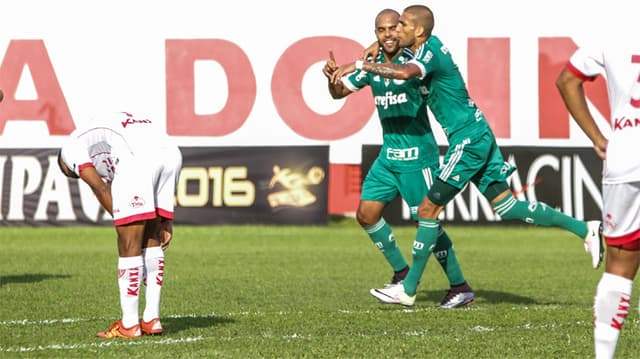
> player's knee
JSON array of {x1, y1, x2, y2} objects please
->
[
  {"x1": 356, "y1": 209, "x2": 379, "y2": 227},
  {"x1": 417, "y1": 199, "x2": 441, "y2": 219},
  {"x1": 487, "y1": 184, "x2": 520, "y2": 220}
]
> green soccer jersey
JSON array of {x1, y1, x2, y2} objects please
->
[
  {"x1": 342, "y1": 49, "x2": 439, "y2": 172},
  {"x1": 409, "y1": 35, "x2": 489, "y2": 139}
]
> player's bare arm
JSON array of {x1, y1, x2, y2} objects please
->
[
  {"x1": 80, "y1": 166, "x2": 114, "y2": 215},
  {"x1": 363, "y1": 62, "x2": 417, "y2": 79},
  {"x1": 331, "y1": 61, "x2": 420, "y2": 84},
  {"x1": 327, "y1": 79, "x2": 351, "y2": 99},
  {"x1": 556, "y1": 68, "x2": 608, "y2": 159}
]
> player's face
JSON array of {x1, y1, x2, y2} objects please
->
[
  {"x1": 375, "y1": 14, "x2": 400, "y2": 56},
  {"x1": 396, "y1": 12, "x2": 417, "y2": 48}
]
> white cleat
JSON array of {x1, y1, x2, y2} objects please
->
[
  {"x1": 584, "y1": 220, "x2": 604, "y2": 269},
  {"x1": 439, "y1": 282, "x2": 475, "y2": 309},
  {"x1": 370, "y1": 283, "x2": 416, "y2": 307},
  {"x1": 440, "y1": 290, "x2": 474, "y2": 309}
]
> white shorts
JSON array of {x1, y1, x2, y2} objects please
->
[
  {"x1": 602, "y1": 182, "x2": 640, "y2": 247},
  {"x1": 111, "y1": 145, "x2": 182, "y2": 226}
]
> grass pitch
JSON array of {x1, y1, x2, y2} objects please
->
[{"x1": 0, "y1": 220, "x2": 638, "y2": 358}]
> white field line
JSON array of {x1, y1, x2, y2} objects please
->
[
  {"x1": 0, "y1": 306, "x2": 456, "y2": 327},
  {"x1": 2, "y1": 309, "x2": 637, "y2": 353},
  {"x1": 0, "y1": 337, "x2": 204, "y2": 353},
  {"x1": 4, "y1": 307, "x2": 638, "y2": 328},
  {"x1": 0, "y1": 318, "x2": 92, "y2": 325}
]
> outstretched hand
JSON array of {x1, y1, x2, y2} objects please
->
[
  {"x1": 325, "y1": 50, "x2": 357, "y2": 84},
  {"x1": 322, "y1": 51, "x2": 338, "y2": 79}
]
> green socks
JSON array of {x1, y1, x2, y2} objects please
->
[
  {"x1": 404, "y1": 219, "x2": 440, "y2": 296},
  {"x1": 434, "y1": 228, "x2": 466, "y2": 286},
  {"x1": 366, "y1": 218, "x2": 467, "y2": 295},
  {"x1": 364, "y1": 218, "x2": 408, "y2": 272},
  {"x1": 492, "y1": 193, "x2": 587, "y2": 238}
]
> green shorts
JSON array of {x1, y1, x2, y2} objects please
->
[
  {"x1": 435, "y1": 129, "x2": 515, "y2": 202},
  {"x1": 361, "y1": 158, "x2": 435, "y2": 221}
]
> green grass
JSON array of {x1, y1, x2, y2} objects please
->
[{"x1": 0, "y1": 221, "x2": 638, "y2": 358}]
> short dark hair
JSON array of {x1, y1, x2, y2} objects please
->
[{"x1": 405, "y1": 5, "x2": 434, "y2": 35}]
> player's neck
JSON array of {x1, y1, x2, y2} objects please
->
[
  {"x1": 411, "y1": 35, "x2": 430, "y2": 52},
  {"x1": 383, "y1": 50, "x2": 401, "y2": 63}
]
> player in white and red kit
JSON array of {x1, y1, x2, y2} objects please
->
[
  {"x1": 58, "y1": 111, "x2": 182, "y2": 338},
  {"x1": 557, "y1": 42, "x2": 640, "y2": 359}
]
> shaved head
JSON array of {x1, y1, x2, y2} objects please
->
[
  {"x1": 375, "y1": 8, "x2": 400, "y2": 25},
  {"x1": 373, "y1": 8, "x2": 401, "y2": 59}
]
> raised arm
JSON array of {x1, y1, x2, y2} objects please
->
[
  {"x1": 331, "y1": 60, "x2": 422, "y2": 84},
  {"x1": 323, "y1": 50, "x2": 353, "y2": 99}
]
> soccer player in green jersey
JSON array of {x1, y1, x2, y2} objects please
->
[
  {"x1": 323, "y1": 9, "x2": 473, "y2": 308},
  {"x1": 331, "y1": 4, "x2": 604, "y2": 307}
]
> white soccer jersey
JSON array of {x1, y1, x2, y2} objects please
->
[
  {"x1": 568, "y1": 45, "x2": 640, "y2": 184},
  {"x1": 60, "y1": 111, "x2": 182, "y2": 225},
  {"x1": 60, "y1": 111, "x2": 167, "y2": 180}
]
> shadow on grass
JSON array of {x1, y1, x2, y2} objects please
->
[
  {"x1": 0, "y1": 273, "x2": 71, "y2": 287},
  {"x1": 163, "y1": 314, "x2": 235, "y2": 334},
  {"x1": 421, "y1": 289, "x2": 537, "y2": 305}
]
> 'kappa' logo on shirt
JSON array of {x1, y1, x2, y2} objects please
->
[
  {"x1": 613, "y1": 116, "x2": 640, "y2": 131},
  {"x1": 121, "y1": 117, "x2": 152, "y2": 128}
]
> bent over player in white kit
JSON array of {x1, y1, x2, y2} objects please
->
[
  {"x1": 557, "y1": 42, "x2": 640, "y2": 359},
  {"x1": 57, "y1": 111, "x2": 182, "y2": 338}
]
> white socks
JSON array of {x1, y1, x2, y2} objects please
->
[
  {"x1": 142, "y1": 246, "x2": 165, "y2": 322},
  {"x1": 594, "y1": 272, "x2": 632, "y2": 359},
  {"x1": 117, "y1": 256, "x2": 144, "y2": 328},
  {"x1": 117, "y1": 248, "x2": 166, "y2": 327}
]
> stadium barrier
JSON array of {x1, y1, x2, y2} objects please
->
[
  {"x1": 0, "y1": 146, "x2": 329, "y2": 226},
  {"x1": 361, "y1": 145, "x2": 603, "y2": 225}
]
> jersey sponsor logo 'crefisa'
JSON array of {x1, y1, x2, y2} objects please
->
[{"x1": 374, "y1": 91, "x2": 408, "y2": 109}]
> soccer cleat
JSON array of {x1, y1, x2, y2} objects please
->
[
  {"x1": 584, "y1": 220, "x2": 604, "y2": 269},
  {"x1": 440, "y1": 283, "x2": 475, "y2": 309},
  {"x1": 141, "y1": 318, "x2": 163, "y2": 335},
  {"x1": 97, "y1": 320, "x2": 142, "y2": 339},
  {"x1": 370, "y1": 283, "x2": 416, "y2": 306}
]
